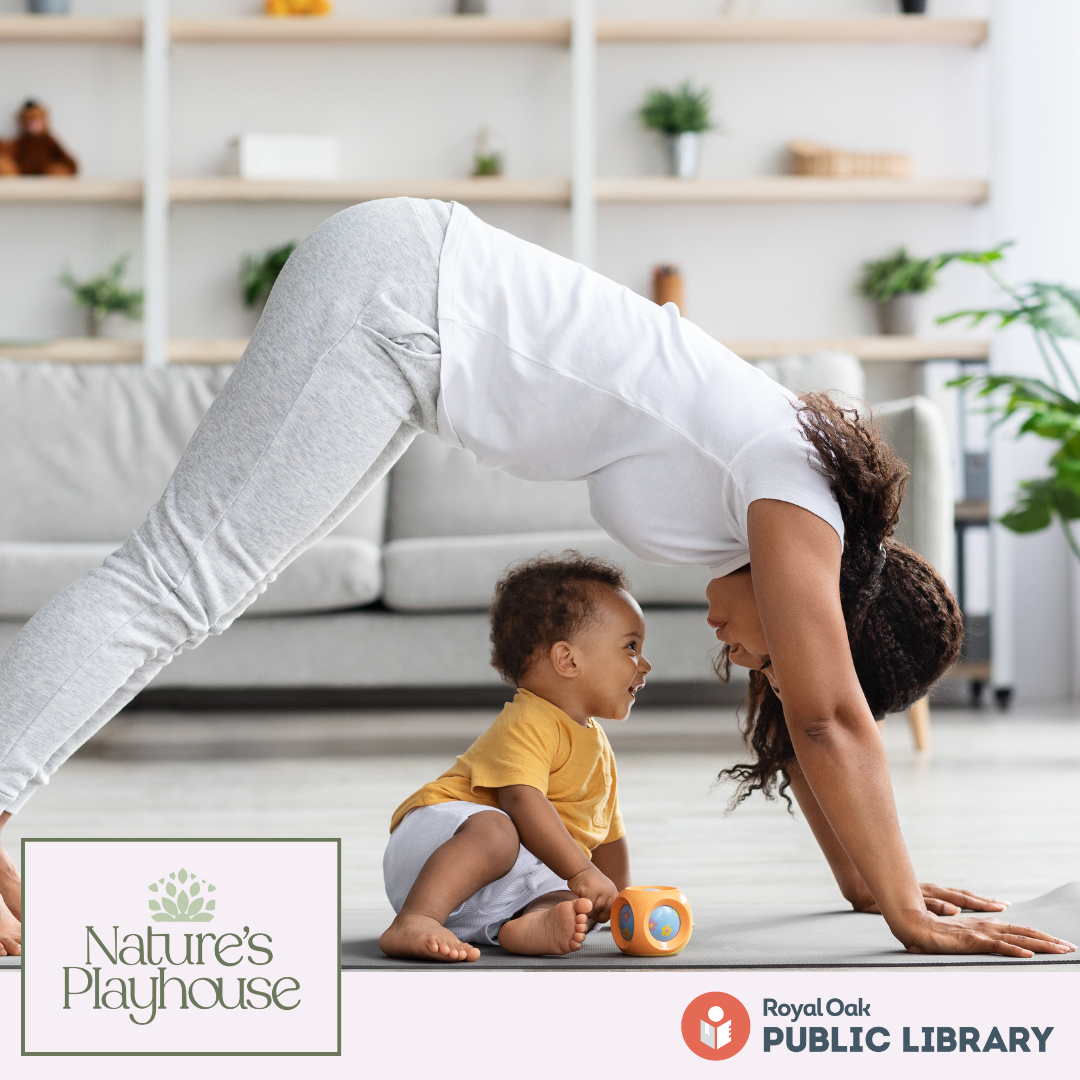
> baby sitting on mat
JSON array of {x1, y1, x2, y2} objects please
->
[{"x1": 379, "y1": 553, "x2": 649, "y2": 962}]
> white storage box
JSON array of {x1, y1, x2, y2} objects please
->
[{"x1": 225, "y1": 134, "x2": 341, "y2": 180}]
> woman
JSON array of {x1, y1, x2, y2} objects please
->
[{"x1": 0, "y1": 198, "x2": 1071, "y2": 959}]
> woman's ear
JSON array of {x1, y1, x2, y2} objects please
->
[{"x1": 549, "y1": 640, "x2": 580, "y2": 679}]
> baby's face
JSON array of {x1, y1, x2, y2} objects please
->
[{"x1": 572, "y1": 588, "x2": 651, "y2": 722}]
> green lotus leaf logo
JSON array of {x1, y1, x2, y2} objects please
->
[{"x1": 147, "y1": 868, "x2": 217, "y2": 922}]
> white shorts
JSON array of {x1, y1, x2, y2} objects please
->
[{"x1": 383, "y1": 801, "x2": 569, "y2": 946}]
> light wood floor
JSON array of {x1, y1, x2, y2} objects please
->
[{"x1": 4, "y1": 703, "x2": 1079, "y2": 922}]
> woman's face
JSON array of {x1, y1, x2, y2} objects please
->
[{"x1": 705, "y1": 566, "x2": 782, "y2": 697}]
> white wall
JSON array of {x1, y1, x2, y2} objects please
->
[{"x1": 8, "y1": 0, "x2": 1077, "y2": 701}]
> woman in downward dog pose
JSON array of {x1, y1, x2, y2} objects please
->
[{"x1": 0, "y1": 197, "x2": 1071, "y2": 960}]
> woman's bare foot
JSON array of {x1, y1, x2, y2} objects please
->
[
  {"x1": 379, "y1": 912, "x2": 481, "y2": 963},
  {"x1": 498, "y1": 896, "x2": 592, "y2": 956},
  {"x1": 0, "y1": 893, "x2": 20, "y2": 957}
]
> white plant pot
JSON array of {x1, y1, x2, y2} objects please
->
[
  {"x1": 876, "y1": 293, "x2": 920, "y2": 335},
  {"x1": 665, "y1": 132, "x2": 702, "y2": 180}
]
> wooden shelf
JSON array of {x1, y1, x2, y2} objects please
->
[
  {"x1": 0, "y1": 15, "x2": 141, "y2": 43},
  {"x1": 955, "y1": 500, "x2": 991, "y2": 523},
  {"x1": 0, "y1": 177, "x2": 141, "y2": 203},
  {"x1": 725, "y1": 336, "x2": 989, "y2": 362},
  {"x1": 597, "y1": 176, "x2": 989, "y2": 204},
  {"x1": 1, "y1": 336, "x2": 988, "y2": 367},
  {"x1": 597, "y1": 17, "x2": 988, "y2": 46},
  {"x1": 0, "y1": 338, "x2": 246, "y2": 365},
  {"x1": 0, "y1": 177, "x2": 570, "y2": 205},
  {"x1": 168, "y1": 176, "x2": 570, "y2": 204},
  {"x1": 170, "y1": 17, "x2": 569, "y2": 45},
  {"x1": 0, "y1": 177, "x2": 987, "y2": 206},
  {"x1": 0, "y1": 16, "x2": 986, "y2": 48}
]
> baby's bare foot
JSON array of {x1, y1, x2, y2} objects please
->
[
  {"x1": 379, "y1": 912, "x2": 480, "y2": 963},
  {"x1": 498, "y1": 897, "x2": 592, "y2": 956},
  {"x1": 0, "y1": 893, "x2": 20, "y2": 957},
  {"x1": 0, "y1": 839, "x2": 20, "y2": 922}
]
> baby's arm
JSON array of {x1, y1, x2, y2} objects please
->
[
  {"x1": 591, "y1": 837, "x2": 630, "y2": 893},
  {"x1": 497, "y1": 784, "x2": 620, "y2": 922}
]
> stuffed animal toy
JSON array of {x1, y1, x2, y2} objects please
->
[
  {"x1": 265, "y1": 0, "x2": 332, "y2": 15},
  {"x1": 0, "y1": 100, "x2": 78, "y2": 176}
]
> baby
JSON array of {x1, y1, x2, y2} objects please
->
[{"x1": 379, "y1": 553, "x2": 650, "y2": 961}]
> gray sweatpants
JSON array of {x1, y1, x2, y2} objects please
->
[{"x1": 0, "y1": 197, "x2": 451, "y2": 813}]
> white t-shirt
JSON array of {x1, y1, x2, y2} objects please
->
[{"x1": 435, "y1": 204, "x2": 843, "y2": 577}]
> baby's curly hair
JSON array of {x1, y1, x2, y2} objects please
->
[{"x1": 490, "y1": 551, "x2": 631, "y2": 686}]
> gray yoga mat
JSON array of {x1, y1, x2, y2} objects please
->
[
  {"x1": 339, "y1": 882, "x2": 1080, "y2": 970},
  {"x1": 2, "y1": 883, "x2": 1076, "y2": 972}
]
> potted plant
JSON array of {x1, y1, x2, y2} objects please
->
[
  {"x1": 472, "y1": 125, "x2": 503, "y2": 177},
  {"x1": 639, "y1": 82, "x2": 715, "y2": 180},
  {"x1": 899, "y1": 1, "x2": 928, "y2": 13},
  {"x1": 858, "y1": 247, "x2": 941, "y2": 334},
  {"x1": 938, "y1": 244, "x2": 1080, "y2": 559},
  {"x1": 59, "y1": 255, "x2": 143, "y2": 338},
  {"x1": 27, "y1": 1, "x2": 71, "y2": 13},
  {"x1": 241, "y1": 242, "x2": 297, "y2": 309}
]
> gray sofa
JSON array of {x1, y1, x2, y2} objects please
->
[{"x1": 0, "y1": 359, "x2": 950, "y2": 701}]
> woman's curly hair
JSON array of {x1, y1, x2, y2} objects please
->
[
  {"x1": 718, "y1": 392, "x2": 964, "y2": 810},
  {"x1": 490, "y1": 551, "x2": 630, "y2": 686}
]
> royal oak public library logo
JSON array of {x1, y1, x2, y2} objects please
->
[
  {"x1": 681, "y1": 992, "x2": 752, "y2": 1060},
  {"x1": 21, "y1": 838, "x2": 340, "y2": 1056}
]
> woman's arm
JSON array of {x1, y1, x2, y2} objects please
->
[
  {"x1": 748, "y1": 499, "x2": 1072, "y2": 957},
  {"x1": 497, "y1": 785, "x2": 620, "y2": 921},
  {"x1": 786, "y1": 764, "x2": 1008, "y2": 915}
]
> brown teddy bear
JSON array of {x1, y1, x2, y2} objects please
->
[{"x1": 0, "y1": 100, "x2": 78, "y2": 177}]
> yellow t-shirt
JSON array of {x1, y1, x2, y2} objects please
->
[{"x1": 389, "y1": 689, "x2": 624, "y2": 858}]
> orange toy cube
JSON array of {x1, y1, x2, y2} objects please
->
[{"x1": 611, "y1": 886, "x2": 693, "y2": 956}]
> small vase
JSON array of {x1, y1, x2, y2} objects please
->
[
  {"x1": 455, "y1": 0, "x2": 486, "y2": 13},
  {"x1": 877, "y1": 294, "x2": 920, "y2": 335},
  {"x1": 665, "y1": 132, "x2": 701, "y2": 180},
  {"x1": 899, "y1": 0, "x2": 928, "y2": 13},
  {"x1": 27, "y1": 0, "x2": 71, "y2": 12}
]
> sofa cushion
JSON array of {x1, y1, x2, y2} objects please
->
[
  {"x1": 0, "y1": 360, "x2": 386, "y2": 545},
  {"x1": 382, "y1": 530, "x2": 711, "y2": 611},
  {"x1": 0, "y1": 536, "x2": 381, "y2": 619},
  {"x1": 388, "y1": 432, "x2": 595, "y2": 539}
]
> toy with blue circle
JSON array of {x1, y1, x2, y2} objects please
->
[{"x1": 610, "y1": 886, "x2": 693, "y2": 956}]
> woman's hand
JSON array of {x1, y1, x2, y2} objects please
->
[
  {"x1": 853, "y1": 883, "x2": 1010, "y2": 916},
  {"x1": 898, "y1": 910, "x2": 1075, "y2": 958}
]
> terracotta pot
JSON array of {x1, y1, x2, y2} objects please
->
[{"x1": 653, "y1": 266, "x2": 684, "y2": 313}]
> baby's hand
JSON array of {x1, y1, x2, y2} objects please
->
[{"x1": 566, "y1": 865, "x2": 619, "y2": 924}]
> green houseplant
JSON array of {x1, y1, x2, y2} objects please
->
[
  {"x1": 59, "y1": 255, "x2": 143, "y2": 337},
  {"x1": 639, "y1": 81, "x2": 715, "y2": 179},
  {"x1": 938, "y1": 243, "x2": 1080, "y2": 560},
  {"x1": 241, "y1": 242, "x2": 297, "y2": 308},
  {"x1": 858, "y1": 247, "x2": 941, "y2": 334}
]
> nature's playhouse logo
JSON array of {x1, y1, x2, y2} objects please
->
[
  {"x1": 148, "y1": 867, "x2": 216, "y2": 922},
  {"x1": 63, "y1": 865, "x2": 293, "y2": 1026},
  {"x1": 681, "y1": 992, "x2": 752, "y2": 1060},
  {"x1": 22, "y1": 838, "x2": 340, "y2": 1056}
]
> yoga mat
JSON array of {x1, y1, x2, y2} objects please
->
[
  {"x1": 340, "y1": 882, "x2": 1080, "y2": 970},
  {"x1": 1, "y1": 884, "x2": 1076, "y2": 971}
]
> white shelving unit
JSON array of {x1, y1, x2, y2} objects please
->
[{"x1": 0, "y1": 5, "x2": 990, "y2": 367}]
